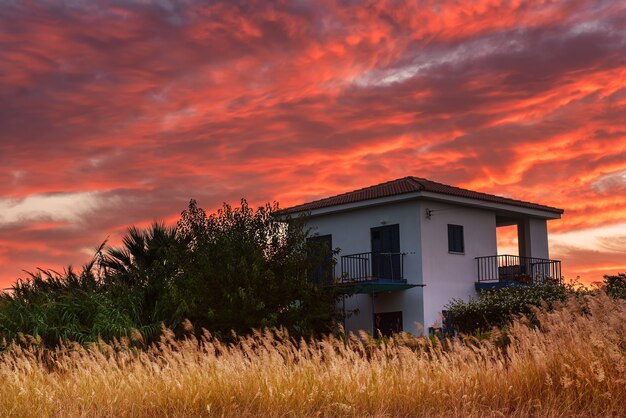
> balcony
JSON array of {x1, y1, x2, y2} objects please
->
[
  {"x1": 341, "y1": 252, "x2": 405, "y2": 283},
  {"x1": 475, "y1": 254, "x2": 562, "y2": 290}
]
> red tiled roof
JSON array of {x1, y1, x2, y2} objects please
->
[{"x1": 280, "y1": 176, "x2": 564, "y2": 215}]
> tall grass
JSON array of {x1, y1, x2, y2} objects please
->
[{"x1": 1, "y1": 293, "x2": 624, "y2": 417}]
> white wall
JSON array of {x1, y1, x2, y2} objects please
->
[
  {"x1": 518, "y1": 218, "x2": 549, "y2": 259},
  {"x1": 419, "y1": 200, "x2": 498, "y2": 329},
  {"x1": 305, "y1": 200, "x2": 424, "y2": 335}
]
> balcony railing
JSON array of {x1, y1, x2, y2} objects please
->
[
  {"x1": 476, "y1": 254, "x2": 562, "y2": 284},
  {"x1": 341, "y1": 252, "x2": 405, "y2": 282}
]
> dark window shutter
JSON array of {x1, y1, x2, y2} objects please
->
[{"x1": 448, "y1": 224, "x2": 464, "y2": 253}]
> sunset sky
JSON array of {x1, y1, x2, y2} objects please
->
[{"x1": 1, "y1": 0, "x2": 625, "y2": 287}]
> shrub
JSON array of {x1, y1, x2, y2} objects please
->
[
  {"x1": 0, "y1": 264, "x2": 156, "y2": 348},
  {"x1": 444, "y1": 281, "x2": 571, "y2": 334},
  {"x1": 604, "y1": 273, "x2": 626, "y2": 299}
]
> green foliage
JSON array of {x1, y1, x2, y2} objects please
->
[
  {"x1": 0, "y1": 199, "x2": 339, "y2": 347},
  {"x1": 0, "y1": 264, "x2": 147, "y2": 348},
  {"x1": 163, "y1": 199, "x2": 339, "y2": 338},
  {"x1": 603, "y1": 273, "x2": 626, "y2": 299},
  {"x1": 445, "y1": 281, "x2": 571, "y2": 334},
  {"x1": 101, "y1": 222, "x2": 186, "y2": 329}
]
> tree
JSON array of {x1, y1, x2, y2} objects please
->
[
  {"x1": 170, "y1": 199, "x2": 339, "y2": 338},
  {"x1": 100, "y1": 222, "x2": 186, "y2": 329}
]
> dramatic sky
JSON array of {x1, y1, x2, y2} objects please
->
[{"x1": 1, "y1": 0, "x2": 625, "y2": 287}]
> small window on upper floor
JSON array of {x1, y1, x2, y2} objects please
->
[{"x1": 448, "y1": 224, "x2": 464, "y2": 253}]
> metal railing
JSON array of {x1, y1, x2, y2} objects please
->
[
  {"x1": 341, "y1": 252, "x2": 405, "y2": 282},
  {"x1": 476, "y1": 254, "x2": 562, "y2": 283}
]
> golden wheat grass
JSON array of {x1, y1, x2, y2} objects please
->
[{"x1": 0, "y1": 293, "x2": 624, "y2": 417}]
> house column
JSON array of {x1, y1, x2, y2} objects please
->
[{"x1": 517, "y1": 218, "x2": 549, "y2": 260}]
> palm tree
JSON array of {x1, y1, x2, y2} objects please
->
[
  {"x1": 101, "y1": 222, "x2": 180, "y2": 288},
  {"x1": 99, "y1": 222, "x2": 185, "y2": 332}
]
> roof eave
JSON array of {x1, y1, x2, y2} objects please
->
[
  {"x1": 282, "y1": 190, "x2": 563, "y2": 219},
  {"x1": 418, "y1": 191, "x2": 563, "y2": 219}
]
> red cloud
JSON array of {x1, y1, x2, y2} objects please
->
[{"x1": 0, "y1": 0, "x2": 625, "y2": 286}]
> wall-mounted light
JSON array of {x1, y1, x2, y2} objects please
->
[
  {"x1": 425, "y1": 207, "x2": 462, "y2": 219},
  {"x1": 380, "y1": 219, "x2": 388, "y2": 225}
]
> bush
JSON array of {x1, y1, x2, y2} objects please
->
[
  {"x1": 0, "y1": 263, "x2": 158, "y2": 348},
  {"x1": 604, "y1": 273, "x2": 626, "y2": 299},
  {"x1": 444, "y1": 281, "x2": 571, "y2": 334}
]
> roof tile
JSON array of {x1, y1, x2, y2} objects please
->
[{"x1": 280, "y1": 176, "x2": 564, "y2": 215}]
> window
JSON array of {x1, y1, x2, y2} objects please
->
[
  {"x1": 374, "y1": 311, "x2": 403, "y2": 337},
  {"x1": 447, "y1": 224, "x2": 464, "y2": 253}
]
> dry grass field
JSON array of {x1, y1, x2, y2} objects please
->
[{"x1": 0, "y1": 293, "x2": 624, "y2": 417}]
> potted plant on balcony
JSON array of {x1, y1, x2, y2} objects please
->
[{"x1": 515, "y1": 273, "x2": 533, "y2": 284}]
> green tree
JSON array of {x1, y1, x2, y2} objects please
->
[
  {"x1": 170, "y1": 199, "x2": 339, "y2": 338},
  {"x1": 100, "y1": 222, "x2": 185, "y2": 328}
]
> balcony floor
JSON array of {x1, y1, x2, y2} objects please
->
[
  {"x1": 336, "y1": 279, "x2": 422, "y2": 295},
  {"x1": 475, "y1": 281, "x2": 533, "y2": 291}
]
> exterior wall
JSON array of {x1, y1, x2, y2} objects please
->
[
  {"x1": 304, "y1": 200, "x2": 424, "y2": 335},
  {"x1": 518, "y1": 218, "x2": 549, "y2": 259},
  {"x1": 419, "y1": 200, "x2": 498, "y2": 330}
]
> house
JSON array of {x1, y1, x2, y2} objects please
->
[{"x1": 281, "y1": 176, "x2": 564, "y2": 336}]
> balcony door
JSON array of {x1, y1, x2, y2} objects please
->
[{"x1": 371, "y1": 224, "x2": 400, "y2": 280}]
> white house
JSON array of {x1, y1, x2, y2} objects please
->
[{"x1": 281, "y1": 176, "x2": 564, "y2": 336}]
